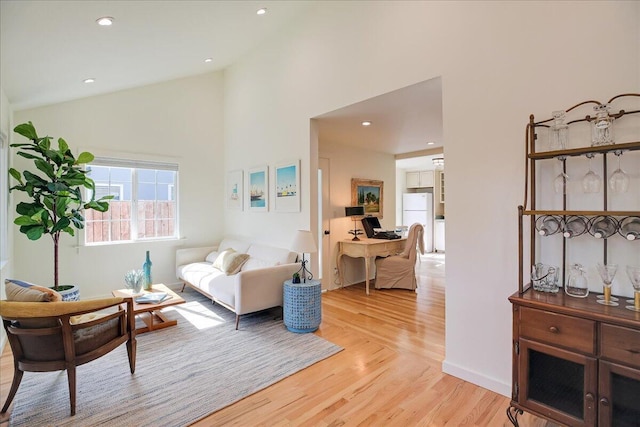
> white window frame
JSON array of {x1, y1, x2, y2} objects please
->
[{"x1": 85, "y1": 157, "x2": 179, "y2": 245}]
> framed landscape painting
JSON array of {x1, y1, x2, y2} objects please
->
[
  {"x1": 274, "y1": 160, "x2": 300, "y2": 212},
  {"x1": 226, "y1": 169, "x2": 243, "y2": 210},
  {"x1": 248, "y1": 165, "x2": 268, "y2": 212},
  {"x1": 351, "y1": 178, "x2": 383, "y2": 218}
]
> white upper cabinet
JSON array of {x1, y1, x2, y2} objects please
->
[{"x1": 406, "y1": 170, "x2": 434, "y2": 188}]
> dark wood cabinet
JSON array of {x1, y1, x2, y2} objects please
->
[
  {"x1": 509, "y1": 94, "x2": 640, "y2": 427},
  {"x1": 509, "y1": 291, "x2": 640, "y2": 427}
]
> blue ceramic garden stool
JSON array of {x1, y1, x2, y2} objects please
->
[{"x1": 283, "y1": 279, "x2": 321, "y2": 333}]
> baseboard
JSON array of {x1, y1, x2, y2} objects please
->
[{"x1": 442, "y1": 359, "x2": 511, "y2": 397}]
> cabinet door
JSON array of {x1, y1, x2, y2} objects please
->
[
  {"x1": 598, "y1": 360, "x2": 640, "y2": 427},
  {"x1": 419, "y1": 170, "x2": 434, "y2": 187},
  {"x1": 406, "y1": 171, "x2": 420, "y2": 188},
  {"x1": 518, "y1": 338, "x2": 597, "y2": 427}
]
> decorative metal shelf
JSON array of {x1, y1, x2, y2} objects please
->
[
  {"x1": 528, "y1": 141, "x2": 640, "y2": 160},
  {"x1": 523, "y1": 210, "x2": 640, "y2": 217}
]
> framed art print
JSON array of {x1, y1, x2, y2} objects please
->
[
  {"x1": 226, "y1": 169, "x2": 243, "y2": 210},
  {"x1": 274, "y1": 159, "x2": 300, "y2": 212},
  {"x1": 248, "y1": 165, "x2": 268, "y2": 212},
  {"x1": 351, "y1": 178, "x2": 383, "y2": 218}
]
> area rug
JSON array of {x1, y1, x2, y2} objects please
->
[{"x1": 8, "y1": 289, "x2": 342, "y2": 426}]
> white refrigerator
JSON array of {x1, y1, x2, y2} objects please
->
[{"x1": 402, "y1": 193, "x2": 434, "y2": 253}]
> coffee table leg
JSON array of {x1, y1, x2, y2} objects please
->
[{"x1": 136, "y1": 310, "x2": 178, "y2": 333}]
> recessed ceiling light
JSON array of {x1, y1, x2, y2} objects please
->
[
  {"x1": 427, "y1": 141, "x2": 435, "y2": 145},
  {"x1": 204, "y1": 58, "x2": 213, "y2": 63},
  {"x1": 257, "y1": 8, "x2": 267, "y2": 15},
  {"x1": 362, "y1": 121, "x2": 372, "y2": 126},
  {"x1": 96, "y1": 16, "x2": 114, "y2": 26},
  {"x1": 83, "y1": 78, "x2": 96, "y2": 84}
]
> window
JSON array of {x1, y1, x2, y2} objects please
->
[{"x1": 85, "y1": 157, "x2": 178, "y2": 245}]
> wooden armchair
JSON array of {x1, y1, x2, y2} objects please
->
[{"x1": 0, "y1": 297, "x2": 137, "y2": 416}]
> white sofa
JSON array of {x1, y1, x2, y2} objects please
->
[{"x1": 175, "y1": 237, "x2": 299, "y2": 329}]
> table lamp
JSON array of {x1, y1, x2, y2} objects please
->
[
  {"x1": 345, "y1": 206, "x2": 365, "y2": 241},
  {"x1": 291, "y1": 230, "x2": 317, "y2": 283}
]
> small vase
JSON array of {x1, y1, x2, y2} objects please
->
[{"x1": 142, "y1": 251, "x2": 153, "y2": 291}]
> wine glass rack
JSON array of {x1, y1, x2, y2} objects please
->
[
  {"x1": 518, "y1": 93, "x2": 640, "y2": 294},
  {"x1": 509, "y1": 93, "x2": 640, "y2": 427}
]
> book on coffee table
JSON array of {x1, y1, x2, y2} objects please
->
[{"x1": 135, "y1": 292, "x2": 171, "y2": 304}]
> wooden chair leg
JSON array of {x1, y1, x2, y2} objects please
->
[
  {"x1": 127, "y1": 337, "x2": 137, "y2": 374},
  {"x1": 67, "y1": 366, "x2": 76, "y2": 416},
  {"x1": 1, "y1": 367, "x2": 23, "y2": 413}
]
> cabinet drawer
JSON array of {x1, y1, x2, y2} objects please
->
[
  {"x1": 601, "y1": 324, "x2": 640, "y2": 368},
  {"x1": 520, "y1": 307, "x2": 596, "y2": 355}
]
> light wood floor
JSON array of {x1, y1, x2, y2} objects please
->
[{"x1": 1, "y1": 254, "x2": 553, "y2": 426}]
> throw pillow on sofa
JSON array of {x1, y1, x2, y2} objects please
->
[{"x1": 213, "y1": 249, "x2": 250, "y2": 275}]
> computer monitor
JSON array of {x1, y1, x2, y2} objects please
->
[{"x1": 361, "y1": 216, "x2": 382, "y2": 238}]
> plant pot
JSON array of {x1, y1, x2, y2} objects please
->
[{"x1": 55, "y1": 285, "x2": 80, "y2": 301}]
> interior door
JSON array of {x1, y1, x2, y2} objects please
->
[{"x1": 319, "y1": 157, "x2": 331, "y2": 290}]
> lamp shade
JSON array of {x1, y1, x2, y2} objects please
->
[
  {"x1": 291, "y1": 230, "x2": 317, "y2": 254},
  {"x1": 345, "y1": 206, "x2": 364, "y2": 217}
]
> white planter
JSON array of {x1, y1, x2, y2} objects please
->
[{"x1": 56, "y1": 285, "x2": 80, "y2": 301}]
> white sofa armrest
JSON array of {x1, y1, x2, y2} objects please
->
[
  {"x1": 176, "y1": 246, "x2": 217, "y2": 268},
  {"x1": 234, "y1": 262, "x2": 300, "y2": 315}
]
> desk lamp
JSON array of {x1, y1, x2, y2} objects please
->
[
  {"x1": 345, "y1": 206, "x2": 365, "y2": 241},
  {"x1": 291, "y1": 230, "x2": 317, "y2": 283}
]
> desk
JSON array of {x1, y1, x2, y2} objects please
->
[{"x1": 337, "y1": 238, "x2": 406, "y2": 295}]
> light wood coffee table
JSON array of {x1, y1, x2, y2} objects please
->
[{"x1": 112, "y1": 283, "x2": 185, "y2": 333}]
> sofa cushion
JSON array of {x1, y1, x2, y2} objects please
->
[
  {"x1": 218, "y1": 238, "x2": 251, "y2": 254},
  {"x1": 212, "y1": 249, "x2": 250, "y2": 275},
  {"x1": 240, "y1": 244, "x2": 297, "y2": 272},
  {"x1": 5, "y1": 279, "x2": 62, "y2": 302},
  {"x1": 205, "y1": 251, "x2": 219, "y2": 264},
  {"x1": 176, "y1": 262, "x2": 222, "y2": 288}
]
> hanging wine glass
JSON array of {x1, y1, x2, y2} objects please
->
[
  {"x1": 625, "y1": 265, "x2": 640, "y2": 311},
  {"x1": 609, "y1": 150, "x2": 629, "y2": 194},
  {"x1": 582, "y1": 153, "x2": 601, "y2": 193},
  {"x1": 553, "y1": 156, "x2": 569, "y2": 194},
  {"x1": 596, "y1": 263, "x2": 619, "y2": 306}
]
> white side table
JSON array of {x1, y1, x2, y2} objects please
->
[{"x1": 283, "y1": 279, "x2": 321, "y2": 333}]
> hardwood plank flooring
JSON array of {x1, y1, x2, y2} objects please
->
[{"x1": 1, "y1": 254, "x2": 554, "y2": 426}]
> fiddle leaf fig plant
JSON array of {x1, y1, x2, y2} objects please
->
[{"x1": 8, "y1": 121, "x2": 112, "y2": 290}]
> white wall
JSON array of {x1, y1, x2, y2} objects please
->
[
  {"x1": 1, "y1": 85, "x2": 13, "y2": 350},
  {"x1": 12, "y1": 72, "x2": 225, "y2": 298},
  {"x1": 319, "y1": 140, "x2": 397, "y2": 288},
  {"x1": 223, "y1": 1, "x2": 640, "y2": 396}
]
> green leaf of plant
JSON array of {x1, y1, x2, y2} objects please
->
[
  {"x1": 51, "y1": 217, "x2": 71, "y2": 233},
  {"x1": 34, "y1": 159, "x2": 55, "y2": 179},
  {"x1": 14, "y1": 215, "x2": 38, "y2": 226},
  {"x1": 8, "y1": 168, "x2": 23, "y2": 184},
  {"x1": 21, "y1": 225, "x2": 45, "y2": 240},
  {"x1": 76, "y1": 152, "x2": 94, "y2": 164},
  {"x1": 55, "y1": 197, "x2": 71, "y2": 217},
  {"x1": 38, "y1": 136, "x2": 52, "y2": 151},
  {"x1": 16, "y1": 202, "x2": 42, "y2": 216},
  {"x1": 47, "y1": 182, "x2": 69, "y2": 192},
  {"x1": 16, "y1": 151, "x2": 41, "y2": 161},
  {"x1": 23, "y1": 171, "x2": 47, "y2": 187},
  {"x1": 13, "y1": 122, "x2": 38, "y2": 140},
  {"x1": 58, "y1": 138, "x2": 69, "y2": 154},
  {"x1": 64, "y1": 227, "x2": 75, "y2": 236}
]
